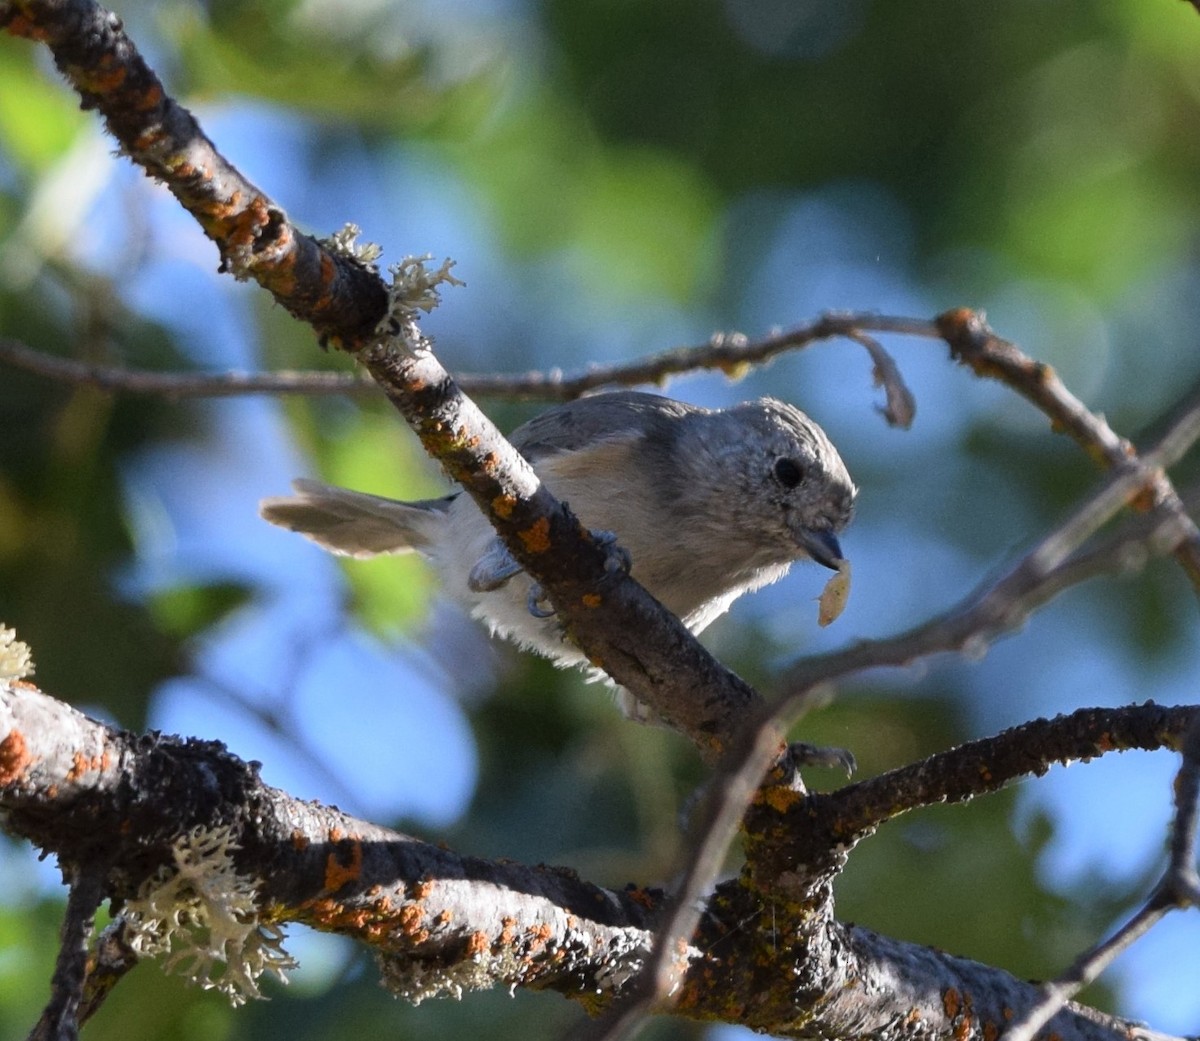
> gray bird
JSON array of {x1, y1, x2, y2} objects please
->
[{"x1": 260, "y1": 391, "x2": 855, "y2": 699}]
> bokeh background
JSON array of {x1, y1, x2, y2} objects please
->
[{"x1": 3, "y1": 0, "x2": 1200, "y2": 1037}]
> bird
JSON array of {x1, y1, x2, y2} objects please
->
[{"x1": 260, "y1": 390, "x2": 856, "y2": 702}]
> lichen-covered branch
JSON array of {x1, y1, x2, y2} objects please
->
[
  {"x1": 1, "y1": 0, "x2": 765, "y2": 758},
  {"x1": 1, "y1": 0, "x2": 388, "y2": 347},
  {"x1": 0, "y1": 681, "x2": 660, "y2": 1008},
  {"x1": 1, "y1": 680, "x2": 1183, "y2": 1041}
]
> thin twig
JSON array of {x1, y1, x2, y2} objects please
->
[
  {"x1": 27, "y1": 871, "x2": 104, "y2": 1041},
  {"x1": 1164, "y1": 719, "x2": 1200, "y2": 904},
  {"x1": 571, "y1": 709, "x2": 804, "y2": 1041},
  {"x1": 1001, "y1": 903, "x2": 1169, "y2": 1041},
  {"x1": 0, "y1": 337, "x2": 376, "y2": 399},
  {"x1": 937, "y1": 308, "x2": 1200, "y2": 592},
  {"x1": 1, "y1": 313, "x2": 925, "y2": 410},
  {"x1": 1003, "y1": 717, "x2": 1200, "y2": 1041},
  {"x1": 77, "y1": 922, "x2": 139, "y2": 1028}
]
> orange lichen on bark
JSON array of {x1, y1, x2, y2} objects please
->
[
  {"x1": 526, "y1": 922, "x2": 553, "y2": 953},
  {"x1": 397, "y1": 903, "x2": 430, "y2": 943},
  {"x1": 134, "y1": 80, "x2": 164, "y2": 111},
  {"x1": 464, "y1": 931, "x2": 489, "y2": 958},
  {"x1": 758, "y1": 784, "x2": 804, "y2": 814},
  {"x1": 581, "y1": 593, "x2": 602, "y2": 608},
  {"x1": 225, "y1": 196, "x2": 272, "y2": 253},
  {"x1": 3, "y1": 13, "x2": 43, "y2": 40},
  {"x1": 300, "y1": 896, "x2": 399, "y2": 943},
  {"x1": 943, "y1": 987, "x2": 974, "y2": 1041},
  {"x1": 412, "y1": 878, "x2": 434, "y2": 901},
  {"x1": 499, "y1": 917, "x2": 517, "y2": 945},
  {"x1": 491, "y1": 494, "x2": 517, "y2": 520},
  {"x1": 518, "y1": 517, "x2": 551, "y2": 553},
  {"x1": 66, "y1": 749, "x2": 110, "y2": 782},
  {"x1": 0, "y1": 729, "x2": 32, "y2": 785},
  {"x1": 323, "y1": 839, "x2": 363, "y2": 892}
]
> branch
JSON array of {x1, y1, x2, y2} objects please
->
[
  {"x1": 27, "y1": 871, "x2": 104, "y2": 1041},
  {"x1": 1, "y1": 316, "x2": 920, "y2": 415},
  {"x1": 1, "y1": 0, "x2": 769, "y2": 758},
  {"x1": 1, "y1": 1, "x2": 388, "y2": 348},
  {"x1": 937, "y1": 308, "x2": 1200, "y2": 591},
  {"x1": 800, "y1": 703, "x2": 1200, "y2": 869},
  {"x1": 0, "y1": 336, "x2": 378, "y2": 399},
  {"x1": 0, "y1": 680, "x2": 1183, "y2": 1041},
  {"x1": 0, "y1": 680, "x2": 661, "y2": 1007},
  {"x1": 1002, "y1": 716, "x2": 1200, "y2": 1041}
]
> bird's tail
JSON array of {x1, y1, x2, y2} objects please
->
[{"x1": 259, "y1": 478, "x2": 454, "y2": 558}]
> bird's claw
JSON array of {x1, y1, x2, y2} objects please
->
[
  {"x1": 786, "y1": 741, "x2": 857, "y2": 778},
  {"x1": 523, "y1": 529, "x2": 628, "y2": 619},
  {"x1": 593, "y1": 529, "x2": 632, "y2": 575},
  {"x1": 527, "y1": 583, "x2": 556, "y2": 618}
]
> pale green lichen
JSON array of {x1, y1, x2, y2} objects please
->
[
  {"x1": 0, "y1": 625, "x2": 34, "y2": 681},
  {"x1": 385, "y1": 254, "x2": 464, "y2": 315},
  {"x1": 122, "y1": 824, "x2": 296, "y2": 1005},
  {"x1": 365, "y1": 253, "x2": 464, "y2": 360},
  {"x1": 322, "y1": 222, "x2": 383, "y2": 267}
]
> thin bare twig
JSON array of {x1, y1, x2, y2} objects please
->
[
  {"x1": 937, "y1": 308, "x2": 1200, "y2": 592},
  {"x1": 27, "y1": 871, "x2": 104, "y2": 1041},
  {"x1": 572, "y1": 710, "x2": 800, "y2": 1041},
  {"x1": 1003, "y1": 718, "x2": 1200, "y2": 1041},
  {"x1": 1, "y1": 313, "x2": 923, "y2": 412},
  {"x1": 1002, "y1": 904, "x2": 1170, "y2": 1041},
  {"x1": 76, "y1": 922, "x2": 139, "y2": 1029},
  {"x1": 0, "y1": 337, "x2": 376, "y2": 399}
]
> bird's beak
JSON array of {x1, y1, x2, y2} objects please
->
[{"x1": 798, "y1": 528, "x2": 844, "y2": 571}]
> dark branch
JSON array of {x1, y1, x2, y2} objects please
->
[
  {"x1": 2, "y1": 0, "x2": 388, "y2": 347},
  {"x1": 28, "y1": 870, "x2": 104, "y2": 1041},
  {"x1": 1, "y1": 681, "x2": 1182, "y2": 1041}
]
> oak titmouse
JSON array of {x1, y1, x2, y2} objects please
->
[{"x1": 260, "y1": 391, "x2": 855, "y2": 696}]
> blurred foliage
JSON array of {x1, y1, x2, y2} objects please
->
[{"x1": 3, "y1": 0, "x2": 1200, "y2": 1038}]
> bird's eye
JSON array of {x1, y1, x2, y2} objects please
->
[{"x1": 773, "y1": 457, "x2": 804, "y2": 489}]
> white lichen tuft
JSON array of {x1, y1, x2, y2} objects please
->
[
  {"x1": 122, "y1": 824, "x2": 297, "y2": 1006},
  {"x1": 322, "y1": 222, "x2": 383, "y2": 267},
  {"x1": 387, "y1": 254, "x2": 464, "y2": 314},
  {"x1": 0, "y1": 625, "x2": 34, "y2": 681},
  {"x1": 365, "y1": 253, "x2": 464, "y2": 360}
]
